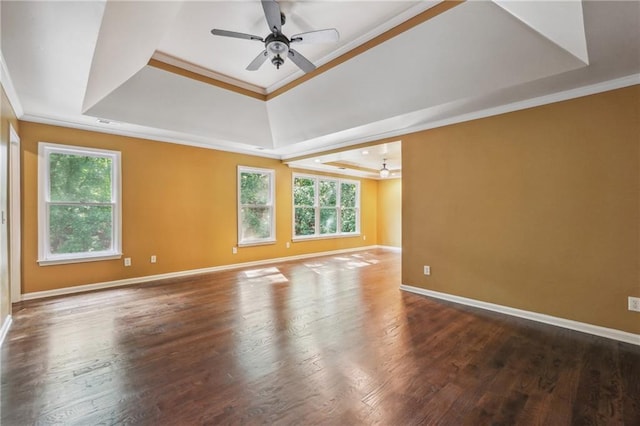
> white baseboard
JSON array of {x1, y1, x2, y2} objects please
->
[
  {"x1": 376, "y1": 245, "x2": 401, "y2": 252},
  {"x1": 22, "y1": 245, "x2": 390, "y2": 301},
  {"x1": 400, "y1": 284, "x2": 640, "y2": 346},
  {"x1": 0, "y1": 315, "x2": 12, "y2": 347}
]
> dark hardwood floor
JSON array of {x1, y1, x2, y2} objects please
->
[{"x1": 2, "y1": 249, "x2": 639, "y2": 425}]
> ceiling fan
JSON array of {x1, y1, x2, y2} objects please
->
[{"x1": 211, "y1": 0, "x2": 339, "y2": 73}]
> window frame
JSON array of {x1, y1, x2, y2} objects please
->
[
  {"x1": 292, "y1": 173, "x2": 360, "y2": 241},
  {"x1": 237, "y1": 166, "x2": 276, "y2": 247},
  {"x1": 38, "y1": 142, "x2": 122, "y2": 266}
]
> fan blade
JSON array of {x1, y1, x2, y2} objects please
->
[
  {"x1": 290, "y1": 29, "x2": 339, "y2": 44},
  {"x1": 261, "y1": 0, "x2": 282, "y2": 34},
  {"x1": 211, "y1": 29, "x2": 263, "y2": 42},
  {"x1": 288, "y1": 49, "x2": 316, "y2": 73},
  {"x1": 246, "y1": 50, "x2": 269, "y2": 71}
]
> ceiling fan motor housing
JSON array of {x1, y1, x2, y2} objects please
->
[{"x1": 265, "y1": 33, "x2": 290, "y2": 69}]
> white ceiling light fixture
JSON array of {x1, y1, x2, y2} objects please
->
[{"x1": 379, "y1": 159, "x2": 390, "y2": 178}]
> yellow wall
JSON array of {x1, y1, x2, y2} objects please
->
[
  {"x1": 377, "y1": 178, "x2": 401, "y2": 248},
  {"x1": 402, "y1": 85, "x2": 640, "y2": 334},
  {"x1": 20, "y1": 121, "x2": 377, "y2": 293},
  {"x1": 1, "y1": 86, "x2": 19, "y2": 327},
  {"x1": 16, "y1": 85, "x2": 639, "y2": 335}
]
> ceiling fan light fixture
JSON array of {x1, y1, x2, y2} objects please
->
[
  {"x1": 265, "y1": 33, "x2": 290, "y2": 69},
  {"x1": 271, "y1": 54, "x2": 285, "y2": 69},
  {"x1": 267, "y1": 40, "x2": 288, "y2": 56},
  {"x1": 379, "y1": 159, "x2": 390, "y2": 178}
]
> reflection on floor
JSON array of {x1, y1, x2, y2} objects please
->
[{"x1": 2, "y1": 248, "x2": 639, "y2": 424}]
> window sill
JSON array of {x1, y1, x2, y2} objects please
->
[
  {"x1": 38, "y1": 253, "x2": 122, "y2": 266},
  {"x1": 292, "y1": 233, "x2": 360, "y2": 242},
  {"x1": 238, "y1": 240, "x2": 277, "y2": 248}
]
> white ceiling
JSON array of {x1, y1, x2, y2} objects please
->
[
  {"x1": 1, "y1": 1, "x2": 639, "y2": 178},
  {"x1": 157, "y1": 1, "x2": 434, "y2": 92},
  {"x1": 286, "y1": 140, "x2": 402, "y2": 180}
]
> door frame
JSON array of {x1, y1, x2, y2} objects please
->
[{"x1": 9, "y1": 124, "x2": 20, "y2": 303}]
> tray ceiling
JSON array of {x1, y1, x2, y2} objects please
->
[{"x1": 1, "y1": 0, "x2": 639, "y2": 170}]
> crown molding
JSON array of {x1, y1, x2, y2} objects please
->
[
  {"x1": 279, "y1": 73, "x2": 640, "y2": 159},
  {"x1": 0, "y1": 51, "x2": 24, "y2": 117},
  {"x1": 149, "y1": 53, "x2": 267, "y2": 100},
  {"x1": 20, "y1": 113, "x2": 281, "y2": 159}
]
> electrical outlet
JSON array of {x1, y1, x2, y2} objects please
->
[
  {"x1": 423, "y1": 265, "x2": 430, "y2": 276},
  {"x1": 150, "y1": 255, "x2": 157, "y2": 264},
  {"x1": 232, "y1": 247, "x2": 238, "y2": 254},
  {"x1": 286, "y1": 242, "x2": 290, "y2": 249},
  {"x1": 363, "y1": 235, "x2": 367, "y2": 241},
  {"x1": 629, "y1": 296, "x2": 640, "y2": 312},
  {"x1": 124, "y1": 257, "x2": 131, "y2": 267}
]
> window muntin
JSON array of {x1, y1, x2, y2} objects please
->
[
  {"x1": 293, "y1": 174, "x2": 360, "y2": 239},
  {"x1": 238, "y1": 166, "x2": 275, "y2": 245},
  {"x1": 38, "y1": 143, "x2": 121, "y2": 265}
]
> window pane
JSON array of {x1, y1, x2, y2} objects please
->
[
  {"x1": 49, "y1": 205, "x2": 113, "y2": 254},
  {"x1": 320, "y1": 208, "x2": 337, "y2": 234},
  {"x1": 240, "y1": 172, "x2": 270, "y2": 205},
  {"x1": 295, "y1": 207, "x2": 315, "y2": 236},
  {"x1": 49, "y1": 153, "x2": 112, "y2": 202},
  {"x1": 294, "y1": 178, "x2": 315, "y2": 206},
  {"x1": 341, "y1": 183, "x2": 356, "y2": 208},
  {"x1": 319, "y1": 180, "x2": 337, "y2": 207},
  {"x1": 240, "y1": 207, "x2": 272, "y2": 240},
  {"x1": 341, "y1": 208, "x2": 357, "y2": 233}
]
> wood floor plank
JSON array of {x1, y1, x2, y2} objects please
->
[{"x1": 2, "y1": 249, "x2": 639, "y2": 425}]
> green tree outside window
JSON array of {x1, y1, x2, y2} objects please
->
[
  {"x1": 294, "y1": 177, "x2": 316, "y2": 236},
  {"x1": 239, "y1": 167, "x2": 275, "y2": 244},
  {"x1": 39, "y1": 143, "x2": 121, "y2": 265},
  {"x1": 48, "y1": 153, "x2": 114, "y2": 254},
  {"x1": 293, "y1": 174, "x2": 359, "y2": 238}
]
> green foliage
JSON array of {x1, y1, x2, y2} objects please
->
[
  {"x1": 295, "y1": 207, "x2": 315, "y2": 236},
  {"x1": 49, "y1": 205, "x2": 112, "y2": 254},
  {"x1": 341, "y1": 208, "x2": 356, "y2": 233},
  {"x1": 239, "y1": 171, "x2": 273, "y2": 241},
  {"x1": 341, "y1": 183, "x2": 356, "y2": 208},
  {"x1": 48, "y1": 153, "x2": 114, "y2": 255},
  {"x1": 240, "y1": 207, "x2": 271, "y2": 240},
  {"x1": 320, "y1": 208, "x2": 337, "y2": 234},
  {"x1": 294, "y1": 177, "x2": 358, "y2": 236},
  {"x1": 240, "y1": 171, "x2": 270, "y2": 204},
  {"x1": 340, "y1": 182, "x2": 357, "y2": 233},
  {"x1": 294, "y1": 177, "x2": 316, "y2": 236},
  {"x1": 319, "y1": 180, "x2": 336, "y2": 207},
  {"x1": 293, "y1": 177, "x2": 315, "y2": 206},
  {"x1": 49, "y1": 153, "x2": 112, "y2": 202}
]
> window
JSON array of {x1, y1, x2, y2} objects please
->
[
  {"x1": 340, "y1": 181, "x2": 358, "y2": 233},
  {"x1": 38, "y1": 143, "x2": 121, "y2": 265},
  {"x1": 238, "y1": 166, "x2": 275, "y2": 246},
  {"x1": 293, "y1": 174, "x2": 360, "y2": 239}
]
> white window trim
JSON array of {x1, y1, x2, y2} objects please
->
[
  {"x1": 38, "y1": 142, "x2": 122, "y2": 266},
  {"x1": 237, "y1": 166, "x2": 276, "y2": 247},
  {"x1": 292, "y1": 173, "x2": 361, "y2": 241}
]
